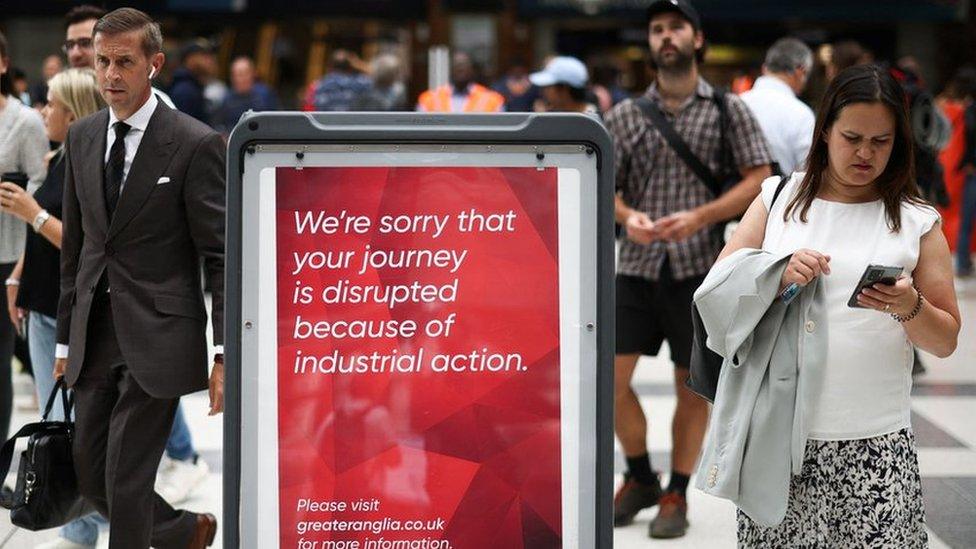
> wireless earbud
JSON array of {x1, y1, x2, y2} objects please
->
[{"x1": 148, "y1": 66, "x2": 157, "y2": 80}]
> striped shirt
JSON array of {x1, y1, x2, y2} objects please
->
[{"x1": 606, "y1": 78, "x2": 772, "y2": 281}]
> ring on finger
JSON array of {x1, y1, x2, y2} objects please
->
[{"x1": 884, "y1": 303, "x2": 890, "y2": 312}]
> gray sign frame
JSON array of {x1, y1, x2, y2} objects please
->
[{"x1": 224, "y1": 112, "x2": 614, "y2": 548}]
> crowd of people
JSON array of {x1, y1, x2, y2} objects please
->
[{"x1": 0, "y1": 0, "x2": 972, "y2": 547}]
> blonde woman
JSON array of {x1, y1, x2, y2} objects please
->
[
  {"x1": 0, "y1": 30, "x2": 48, "y2": 456},
  {"x1": 0, "y1": 68, "x2": 104, "y2": 549}
]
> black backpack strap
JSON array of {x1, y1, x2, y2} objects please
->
[
  {"x1": 770, "y1": 173, "x2": 790, "y2": 208},
  {"x1": 713, "y1": 87, "x2": 731, "y2": 172},
  {"x1": 763, "y1": 173, "x2": 791, "y2": 237},
  {"x1": 634, "y1": 96, "x2": 723, "y2": 198}
]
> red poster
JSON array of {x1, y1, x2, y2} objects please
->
[{"x1": 275, "y1": 167, "x2": 562, "y2": 549}]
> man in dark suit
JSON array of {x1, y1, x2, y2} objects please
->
[{"x1": 54, "y1": 8, "x2": 223, "y2": 548}]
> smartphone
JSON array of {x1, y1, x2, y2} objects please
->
[
  {"x1": 847, "y1": 264, "x2": 904, "y2": 308},
  {"x1": 1, "y1": 172, "x2": 29, "y2": 190}
]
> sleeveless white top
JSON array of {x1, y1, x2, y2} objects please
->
[{"x1": 760, "y1": 173, "x2": 940, "y2": 440}]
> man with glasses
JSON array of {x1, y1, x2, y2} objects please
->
[
  {"x1": 63, "y1": 6, "x2": 178, "y2": 111},
  {"x1": 63, "y1": 6, "x2": 101, "y2": 69}
]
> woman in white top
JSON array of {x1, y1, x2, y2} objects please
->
[
  {"x1": 719, "y1": 64, "x2": 960, "y2": 547},
  {"x1": 0, "y1": 31, "x2": 48, "y2": 449}
]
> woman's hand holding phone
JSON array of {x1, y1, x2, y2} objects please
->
[
  {"x1": 857, "y1": 274, "x2": 917, "y2": 316},
  {"x1": 780, "y1": 249, "x2": 831, "y2": 293}
]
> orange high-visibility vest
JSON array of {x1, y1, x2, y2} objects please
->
[
  {"x1": 418, "y1": 84, "x2": 505, "y2": 113},
  {"x1": 731, "y1": 74, "x2": 755, "y2": 95}
]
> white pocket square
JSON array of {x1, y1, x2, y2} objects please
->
[{"x1": 156, "y1": 177, "x2": 171, "y2": 185}]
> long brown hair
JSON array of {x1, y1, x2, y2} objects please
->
[{"x1": 785, "y1": 63, "x2": 925, "y2": 232}]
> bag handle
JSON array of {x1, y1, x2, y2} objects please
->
[
  {"x1": 41, "y1": 378, "x2": 72, "y2": 423},
  {"x1": 0, "y1": 380, "x2": 73, "y2": 509},
  {"x1": 634, "y1": 96, "x2": 723, "y2": 198}
]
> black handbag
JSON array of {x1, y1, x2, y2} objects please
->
[
  {"x1": 0, "y1": 379, "x2": 94, "y2": 530},
  {"x1": 686, "y1": 175, "x2": 790, "y2": 402}
]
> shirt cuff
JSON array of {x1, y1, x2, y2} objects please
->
[
  {"x1": 55, "y1": 344, "x2": 69, "y2": 359},
  {"x1": 213, "y1": 345, "x2": 224, "y2": 355}
]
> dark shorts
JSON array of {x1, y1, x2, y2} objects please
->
[{"x1": 615, "y1": 262, "x2": 705, "y2": 368}]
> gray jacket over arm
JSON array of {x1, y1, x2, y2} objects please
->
[{"x1": 692, "y1": 248, "x2": 828, "y2": 527}]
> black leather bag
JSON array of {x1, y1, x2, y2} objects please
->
[
  {"x1": 0, "y1": 379, "x2": 93, "y2": 530},
  {"x1": 686, "y1": 175, "x2": 790, "y2": 402}
]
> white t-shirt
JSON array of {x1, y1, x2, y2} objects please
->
[
  {"x1": 760, "y1": 173, "x2": 940, "y2": 440},
  {"x1": 740, "y1": 76, "x2": 815, "y2": 176}
]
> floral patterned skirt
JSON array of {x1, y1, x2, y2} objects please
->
[{"x1": 737, "y1": 428, "x2": 927, "y2": 548}]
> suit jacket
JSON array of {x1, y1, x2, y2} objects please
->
[
  {"x1": 57, "y1": 101, "x2": 225, "y2": 399},
  {"x1": 692, "y1": 248, "x2": 827, "y2": 527}
]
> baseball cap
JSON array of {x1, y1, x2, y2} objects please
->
[
  {"x1": 529, "y1": 56, "x2": 589, "y2": 89},
  {"x1": 646, "y1": 0, "x2": 702, "y2": 31},
  {"x1": 180, "y1": 39, "x2": 214, "y2": 62}
]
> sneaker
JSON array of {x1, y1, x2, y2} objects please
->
[
  {"x1": 156, "y1": 455, "x2": 210, "y2": 505},
  {"x1": 649, "y1": 491, "x2": 689, "y2": 539},
  {"x1": 613, "y1": 473, "x2": 663, "y2": 526},
  {"x1": 34, "y1": 538, "x2": 96, "y2": 549}
]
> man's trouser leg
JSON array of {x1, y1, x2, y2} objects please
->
[{"x1": 72, "y1": 295, "x2": 198, "y2": 549}]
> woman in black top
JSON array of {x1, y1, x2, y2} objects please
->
[
  {"x1": 1, "y1": 67, "x2": 105, "y2": 548},
  {"x1": 1, "y1": 68, "x2": 104, "y2": 412}
]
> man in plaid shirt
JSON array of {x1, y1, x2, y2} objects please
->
[{"x1": 606, "y1": 0, "x2": 773, "y2": 539}]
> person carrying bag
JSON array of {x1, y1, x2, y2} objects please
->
[{"x1": 0, "y1": 378, "x2": 92, "y2": 530}]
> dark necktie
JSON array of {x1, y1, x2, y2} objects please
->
[{"x1": 104, "y1": 121, "x2": 131, "y2": 221}]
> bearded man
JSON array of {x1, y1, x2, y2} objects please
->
[{"x1": 604, "y1": 0, "x2": 773, "y2": 539}]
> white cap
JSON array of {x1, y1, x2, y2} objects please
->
[{"x1": 529, "y1": 56, "x2": 589, "y2": 89}]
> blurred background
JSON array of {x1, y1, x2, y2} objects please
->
[{"x1": 2, "y1": 0, "x2": 973, "y2": 112}]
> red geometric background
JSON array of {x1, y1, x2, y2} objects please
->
[{"x1": 275, "y1": 167, "x2": 562, "y2": 548}]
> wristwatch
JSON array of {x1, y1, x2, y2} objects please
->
[{"x1": 32, "y1": 209, "x2": 50, "y2": 232}]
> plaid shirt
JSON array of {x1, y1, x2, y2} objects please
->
[{"x1": 606, "y1": 79, "x2": 772, "y2": 281}]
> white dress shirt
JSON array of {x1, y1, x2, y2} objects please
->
[
  {"x1": 56, "y1": 91, "x2": 223, "y2": 360},
  {"x1": 105, "y1": 91, "x2": 158, "y2": 188},
  {"x1": 740, "y1": 75, "x2": 815, "y2": 176},
  {"x1": 153, "y1": 87, "x2": 176, "y2": 109}
]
